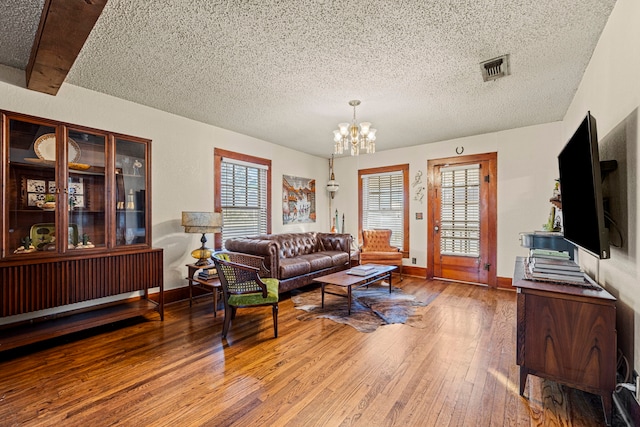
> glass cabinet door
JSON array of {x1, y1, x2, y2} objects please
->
[
  {"x1": 5, "y1": 118, "x2": 109, "y2": 256},
  {"x1": 7, "y1": 118, "x2": 58, "y2": 254},
  {"x1": 115, "y1": 138, "x2": 147, "y2": 246},
  {"x1": 67, "y1": 129, "x2": 107, "y2": 250}
]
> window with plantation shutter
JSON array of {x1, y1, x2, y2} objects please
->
[
  {"x1": 215, "y1": 150, "x2": 271, "y2": 249},
  {"x1": 359, "y1": 165, "x2": 409, "y2": 252},
  {"x1": 439, "y1": 164, "x2": 480, "y2": 256}
]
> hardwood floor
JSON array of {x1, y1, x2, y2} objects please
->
[{"x1": 0, "y1": 278, "x2": 612, "y2": 426}]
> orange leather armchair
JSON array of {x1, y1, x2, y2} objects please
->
[{"x1": 359, "y1": 229, "x2": 403, "y2": 280}]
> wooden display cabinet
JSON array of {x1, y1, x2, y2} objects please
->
[{"x1": 0, "y1": 111, "x2": 163, "y2": 352}]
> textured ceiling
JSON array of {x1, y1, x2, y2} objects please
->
[
  {"x1": 0, "y1": 0, "x2": 44, "y2": 69},
  {"x1": 0, "y1": 0, "x2": 616, "y2": 158}
]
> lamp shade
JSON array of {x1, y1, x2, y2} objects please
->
[
  {"x1": 359, "y1": 122, "x2": 371, "y2": 135},
  {"x1": 181, "y1": 212, "x2": 223, "y2": 233}
]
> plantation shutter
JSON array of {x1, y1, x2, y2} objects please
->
[
  {"x1": 362, "y1": 171, "x2": 404, "y2": 248},
  {"x1": 440, "y1": 164, "x2": 480, "y2": 256},
  {"x1": 220, "y1": 158, "x2": 268, "y2": 247}
]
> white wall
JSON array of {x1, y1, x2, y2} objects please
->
[
  {"x1": 562, "y1": 0, "x2": 640, "y2": 371},
  {"x1": 332, "y1": 122, "x2": 563, "y2": 279},
  {"x1": 0, "y1": 65, "x2": 330, "y2": 296}
]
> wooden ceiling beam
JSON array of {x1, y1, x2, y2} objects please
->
[{"x1": 26, "y1": 0, "x2": 108, "y2": 95}]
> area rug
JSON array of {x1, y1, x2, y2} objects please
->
[{"x1": 291, "y1": 282, "x2": 433, "y2": 333}]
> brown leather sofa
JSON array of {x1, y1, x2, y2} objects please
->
[{"x1": 223, "y1": 232, "x2": 352, "y2": 293}]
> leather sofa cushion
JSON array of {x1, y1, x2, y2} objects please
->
[
  {"x1": 299, "y1": 253, "x2": 333, "y2": 271},
  {"x1": 278, "y1": 252, "x2": 344, "y2": 279},
  {"x1": 279, "y1": 257, "x2": 311, "y2": 279},
  {"x1": 323, "y1": 250, "x2": 350, "y2": 266}
]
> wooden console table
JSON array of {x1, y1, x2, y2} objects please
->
[{"x1": 513, "y1": 257, "x2": 616, "y2": 425}]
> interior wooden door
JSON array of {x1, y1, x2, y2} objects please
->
[{"x1": 427, "y1": 153, "x2": 497, "y2": 286}]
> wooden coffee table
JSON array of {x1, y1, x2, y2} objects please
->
[{"x1": 316, "y1": 265, "x2": 397, "y2": 315}]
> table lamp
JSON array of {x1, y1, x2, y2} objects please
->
[{"x1": 181, "y1": 211, "x2": 223, "y2": 266}]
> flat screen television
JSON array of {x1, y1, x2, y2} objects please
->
[{"x1": 557, "y1": 111, "x2": 610, "y2": 259}]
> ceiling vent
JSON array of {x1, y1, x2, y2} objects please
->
[{"x1": 480, "y1": 55, "x2": 509, "y2": 82}]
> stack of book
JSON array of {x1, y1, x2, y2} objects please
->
[
  {"x1": 348, "y1": 265, "x2": 377, "y2": 276},
  {"x1": 525, "y1": 254, "x2": 586, "y2": 285},
  {"x1": 529, "y1": 248, "x2": 571, "y2": 260},
  {"x1": 198, "y1": 267, "x2": 217, "y2": 281}
]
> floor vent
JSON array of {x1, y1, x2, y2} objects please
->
[{"x1": 480, "y1": 55, "x2": 509, "y2": 82}]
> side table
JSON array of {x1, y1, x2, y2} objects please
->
[{"x1": 186, "y1": 263, "x2": 222, "y2": 317}]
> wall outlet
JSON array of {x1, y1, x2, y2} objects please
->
[{"x1": 411, "y1": 257, "x2": 416, "y2": 264}]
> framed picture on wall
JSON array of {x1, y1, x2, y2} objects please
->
[{"x1": 282, "y1": 175, "x2": 316, "y2": 224}]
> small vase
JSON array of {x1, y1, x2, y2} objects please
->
[{"x1": 125, "y1": 228, "x2": 135, "y2": 245}]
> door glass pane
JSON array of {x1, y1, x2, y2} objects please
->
[
  {"x1": 67, "y1": 129, "x2": 106, "y2": 250},
  {"x1": 8, "y1": 119, "x2": 58, "y2": 254},
  {"x1": 115, "y1": 138, "x2": 146, "y2": 246},
  {"x1": 440, "y1": 164, "x2": 480, "y2": 257}
]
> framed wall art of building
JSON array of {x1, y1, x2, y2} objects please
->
[{"x1": 282, "y1": 175, "x2": 316, "y2": 224}]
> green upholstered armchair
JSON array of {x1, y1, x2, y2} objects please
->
[{"x1": 212, "y1": 251, "x2": 279, "y2": 338}]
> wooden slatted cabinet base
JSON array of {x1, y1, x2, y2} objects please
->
[{"x1": 0, "y1": 249, "x2": 164, "y2": 352}]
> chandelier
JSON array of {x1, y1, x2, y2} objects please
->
[{"x1": 333, "y1": 100, "x2": 377, "y2": 156}]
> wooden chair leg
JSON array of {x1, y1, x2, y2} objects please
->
[
  {"x1": 222, "y1": 305, "x2": 233, "y2": 338},
  {"x1": 272, "y1": 304, "x2": 278, "y2": 338}
]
